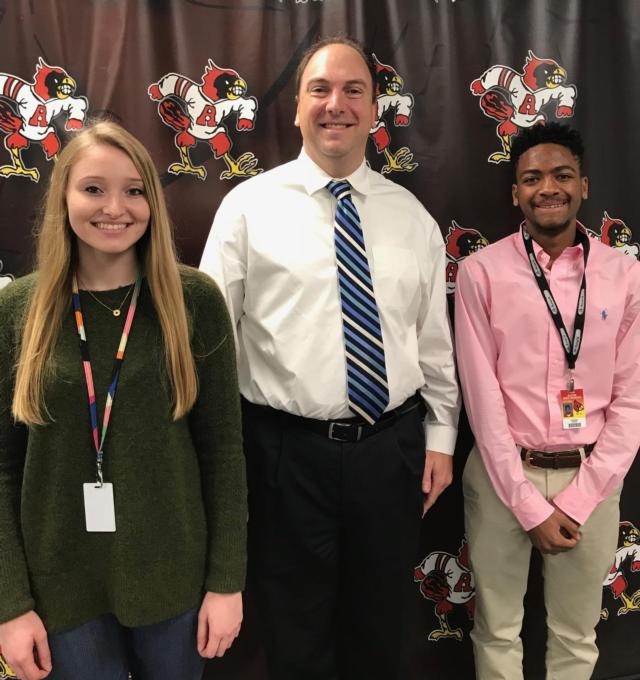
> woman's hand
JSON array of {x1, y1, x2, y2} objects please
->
[
  {"x1": 196, "y1": 591, "x2": 243, "y2": 658},
  {"x1": 0, "y1": 610, "x2": 51, "y2": 680}
]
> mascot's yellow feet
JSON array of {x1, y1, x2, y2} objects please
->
[
  {"x1": 0, "y1": 164, "x2": 40, "y2": 182},
  {"x1": 616, "y1": 590, "x2": 640, "y2": 615},
  {"x1": 617, "y1": 605, "x2": 640, "y2": 615},
  {"x1": 0, "y1": 656, "x2": 18, "y2": 678},
  {"x1": 220, "y1": 151, "x2": 263, "y2": 180},
  {"x1": 428, "y1": 627, "x2": 463, "y2": 642},
  {"x1": 381, "y1": 146, "x2": 418, "y2": 175},
  {"x1": 489, "y1": 151, "x2": 511, "y2": 163},
  {"x1": 168, "y1": 162, "x2": 206, "y2": 180}
]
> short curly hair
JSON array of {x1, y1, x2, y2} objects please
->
[{"x1": 510, "y1": 123, "x2": 585, "y2": 173}]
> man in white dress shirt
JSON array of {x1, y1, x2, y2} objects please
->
[{"x1": 200, "y1": 37, "x2": 459, "y2": 680}]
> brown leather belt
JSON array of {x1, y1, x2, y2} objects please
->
[{"x1": 520, "y1": 443, "x2": 595, "y2": 469}]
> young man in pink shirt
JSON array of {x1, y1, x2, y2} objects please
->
[{"x1": 455, "y1": 123, "x2": 640, "y2": 680}]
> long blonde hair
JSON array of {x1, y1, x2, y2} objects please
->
[{"x1": 13, "y1": 120, "x2": 197, "y2": 424}]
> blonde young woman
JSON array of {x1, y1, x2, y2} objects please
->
[{"x1": 0, "y1": 121, "x2": 246, "y2": 680}]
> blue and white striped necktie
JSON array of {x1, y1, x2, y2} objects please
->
[{"x1": 327, "y1": 179, "x2": 390, "y2": 424}]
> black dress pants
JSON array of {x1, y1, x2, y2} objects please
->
[{"x1": 242, "y1": 400, "x2": 425, "y2": 680}]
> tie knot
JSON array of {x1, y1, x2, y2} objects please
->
[{"x1": 326, "y1": 179, "x2": 351, "y2": 200}]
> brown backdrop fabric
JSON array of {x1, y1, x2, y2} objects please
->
[{"x1": 0, "y1": 1, "x2": 638, "y2": 678}]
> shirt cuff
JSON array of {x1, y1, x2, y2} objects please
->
[
  {"x1": 424, "y1": 423, "x2": 457, "y2": 456},
  {"x1": 552, "y1": 486, "x2": 599, "y2": 526},
  {"x1": 511, "y1": 493, "x2": 555, "y2": 532}
]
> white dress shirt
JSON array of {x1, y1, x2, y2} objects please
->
[{"x1": 200, "y1": 151, "x2": 459, "y2": 455}]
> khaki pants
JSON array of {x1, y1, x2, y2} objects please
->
[{"x1": 463, "y1": 446, "x2": 619, "y2": 680}]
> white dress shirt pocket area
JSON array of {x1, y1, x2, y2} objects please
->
[{"x1": 371, "y1": 246, "x2": 420, "y2": 314}]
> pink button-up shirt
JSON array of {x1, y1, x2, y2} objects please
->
[{"x1": 455, "y1": 225, "x2": 640, "y2": 530}]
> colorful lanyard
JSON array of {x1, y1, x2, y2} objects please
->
[
  {"x1": 521, "y1": 225, "x2": 589, "y2": 388},
  {"x1": 71, "y1": 272, "x2": 142, "y2": 486}
]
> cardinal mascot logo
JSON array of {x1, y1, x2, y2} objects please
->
[
  {"x1": 601, "y1": 521, "x2": 640, "y2": 619},
  {"x1": 0, "y1": 58, "x2": 87, "y2": 182},
  {"x1": 588, "y1": 212, "x2": 639, "y2": 260},
  {"x1": 148, "y1": 59, "x2": 262, "y2": 181},
  {"x1": 414, "y1": 538, "x2": 475, "y2": 641},
  {"x1": 445, "y1": 221, "x2": 489, "y2": 295},
  {"x1": 470, "y1": 51, "x2": 577, "y2": 164},
  {"x1": 368, "y1": 55, "x2": 417, "y2": 175}
]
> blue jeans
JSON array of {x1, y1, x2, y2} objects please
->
[{"x1": 47, "y1": 607, "x2": 205, "y2": 680}]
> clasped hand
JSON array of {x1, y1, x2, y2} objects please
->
[{"x1": 527, "y1": 507, "x2": 581, "y2": 555}]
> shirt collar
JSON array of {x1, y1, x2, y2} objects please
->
[
  {"x1": 297, "y1": 149, "x2": 371, "y2": 197},
  {"x1": 517, "y1": 221, "x2": 589, "y2": 268}
]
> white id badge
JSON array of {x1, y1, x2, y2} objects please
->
[{"x1": 83, "y1": 483, "x2": 116, "y2": 532}]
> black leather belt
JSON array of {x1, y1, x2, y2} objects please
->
[
  {"x1": 247, "y1": 393, "x2": 424, "y2": 442},
  {"x1": 520, "y1": 443, "x2": 595, "y2": 469}
]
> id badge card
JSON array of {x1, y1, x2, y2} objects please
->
[
  {"x1": 560, "y1": 388, "x2": 587, "y2": 430},
  {"x1": 83, "y1": 483, "x2": 116, "y2": 532}
]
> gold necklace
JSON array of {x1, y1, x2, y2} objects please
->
[{"x1": 84, "y1": 283, "x2": 135, "y2": 317}]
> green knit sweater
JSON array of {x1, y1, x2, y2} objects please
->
[{"x1": 0, "y1": 266, "x2": 246, "y2": 633}]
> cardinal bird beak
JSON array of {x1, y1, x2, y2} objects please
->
[
  {"x1": 228, "y1": 78, "x2": 247, "y2": 100},
  {"x1": 57, "y1": 76, "x2": 76, "y2": 99}
]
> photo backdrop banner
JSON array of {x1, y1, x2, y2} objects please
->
[{"x1": 0, "y1": 1, "x2": 638, "y2": 679}]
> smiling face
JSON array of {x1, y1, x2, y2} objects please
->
[
  {"x1": 512, "y1": 143, "x2": 588, "y2": 239},
  {"x1": 295, "y1": 43, "x2": 378, "y2": 178},
  {"x1": 66, "y1": 143, "x2": 150, "y2": 269}
]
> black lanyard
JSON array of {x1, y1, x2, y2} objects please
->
[{"x1": 521, "y1": 225, "x2": 589, "y2": 383}]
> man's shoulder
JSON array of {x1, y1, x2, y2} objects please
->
[
  {"x1": 364, "y1": 168, "x2": 436, "y2": 225},
  {"x1": 222, "y1": 158, "x2": 300, "y2": 201},
  {"x1": 366, "y1": 166, "x2": 420, "y2": 201},
  {"x1": 588, "y1": 238, "x2": 640, "y2": 302},
  {"x1": 213, "y1": 159, "x2": 306, "y2": 237},
  {"x1": 459, "y1": 231, "x2": 517, "y2": 271},
  {"x1": 589, "y1": 235, "x2": 640, "y2": 269}
]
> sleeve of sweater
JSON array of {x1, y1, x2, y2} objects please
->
[
  {"x1": 0, "y1": 279, "x2": 36, "y2": 623},
  {"x1": 184, "y1": 268, "x2": 247, "y2": 594}
]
